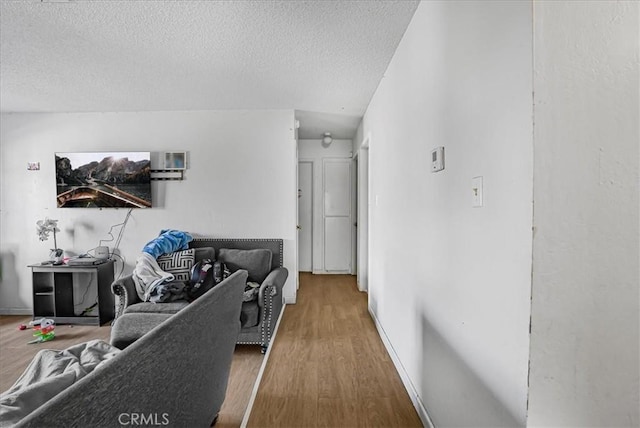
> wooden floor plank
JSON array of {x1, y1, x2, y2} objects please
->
[{"x1": 247, "y1": 273, "x2": 422, "y2": 428}]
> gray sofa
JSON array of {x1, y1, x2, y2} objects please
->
[
  {"x1": 111, "y1": 238, "x2": 287, "y2": 352},
  {"x1": 13, "y1": 270, "x2": 247, "y2": 428}
]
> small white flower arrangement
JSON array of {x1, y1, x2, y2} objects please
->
[
  {"x1": 36, "y1": 218, "x2": 63, "y2": 263},
  {"x1": 36, "y1": 218, "x2": 59, "y2": 245}
]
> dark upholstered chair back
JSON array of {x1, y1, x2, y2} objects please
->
[{"x1": 190, "y1": 239, "x2": 283, "y2": 270}]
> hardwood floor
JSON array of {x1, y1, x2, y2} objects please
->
[
  {"x1": 0, "y1": 315, "x2": 112, "y2": 392},
  {"x1": 246, "y1": 273, "x2": 422, "y2": 428},
  {"x1": 0, "y1": 315, "x2": 263, "y2": 427},
  {"x1": 1, "y1": 275, "x2": 422, "y2": 427},
  {"x1": 218, "y1": 345, "x2": 263, "y2": 428}
]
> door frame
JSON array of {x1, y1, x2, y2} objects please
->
[
  {"x1": 357, "y1": 134, "x2": 371, "y2": 292},
  {"x1": 351, "y1": 154, "x2": 358, "y2": 276},
  {"x1": 297, "y1": 159, "x2": 314, "y2": 274}
]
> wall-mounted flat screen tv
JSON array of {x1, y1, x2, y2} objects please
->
[{"x1": 55, "y1": 152, "x2": 152, "y2": 208}]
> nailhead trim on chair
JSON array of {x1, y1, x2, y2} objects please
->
[
  {"x1": 237, "y1": 286, "x2": 275, "y2": 347},
  {"x1": 191, "y1": 238, "x2": 282, "y2": 349},
  {"x1": 114, "y1": 284, "x2": 127, "y2": 320},
  {"x1": 264, "y1": 287, "x2": 273, "y2": 346}
]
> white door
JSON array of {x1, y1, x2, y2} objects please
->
[
  {"x1": 298, "y1": 161, "x2": 313, "y2": 272},
  {"x1": 324, "y1": 159, "x2": 352, "y2": 272}
]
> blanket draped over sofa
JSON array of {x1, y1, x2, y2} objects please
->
[
  {"x1": 132, "y1": 229, "x2": 194, "y2": 301},
  {"x1": 0, "y1": 340, "x2": 120, "y2": 426},
  {"x1": 132, "y1": 252, "x2": 176, "y2": 301}
]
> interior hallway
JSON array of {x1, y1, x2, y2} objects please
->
[{"x1": 247, "y1": 273, "x2": 422, "y2": 427}]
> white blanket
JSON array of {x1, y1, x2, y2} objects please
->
[
  {"x1": 132, "y1": 252, "x2": 175, "y2": 301},
  {"x1": 0, "y1": 340, "x2": 120, "y2": 427}
]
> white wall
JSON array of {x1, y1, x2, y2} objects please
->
[
  {"x1": 298, "y1": 139, "x2": 353, "y2": 273},
  {"x1": 528, "y1": 2, "x2": 640, "y2": 426},
  {"x1": 0, "y1": 110, "x2": 298, "y2": 312},
  {"x1": 358, "y1": 1, "x2": 533, "y2": 426}
]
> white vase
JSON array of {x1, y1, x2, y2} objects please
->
[{"x1": 49, "y1": 249, "x2": 64, "y2": 265}]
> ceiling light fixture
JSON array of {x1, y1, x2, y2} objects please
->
[{"x1": 323, "y1": 132, "x2": 333, "y2": 145}]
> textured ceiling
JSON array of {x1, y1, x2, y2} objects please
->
[{"x1": 0, "y1": 0, "x2": 419, "y2": 139}]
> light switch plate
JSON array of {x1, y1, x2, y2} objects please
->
[
  {"x1": 472, "y1": 176, "x2": 483, "y2": 207},
  {"x1": 431, "y1": 147, "x2": 444, "y2": 172}
]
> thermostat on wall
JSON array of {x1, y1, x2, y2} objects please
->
[{"x1": 431, "y1": 146, "x2": 444, "y2": 172}]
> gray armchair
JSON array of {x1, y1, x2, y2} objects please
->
[
  {"x1": 111, "y1": 238, "x2": 287, "y2": 352},
  {"x1": 15, "y1": 270, "x2": 247, "y2": 428}
]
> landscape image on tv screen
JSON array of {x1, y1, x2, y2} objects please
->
[{"x1": 55, "y1": 152, "x2": 152, "y2": 208}]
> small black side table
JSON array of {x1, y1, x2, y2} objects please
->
[{"x1": 28, "y1": 260, "x2": 115, "y2": 326}]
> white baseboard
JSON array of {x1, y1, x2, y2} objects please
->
[
  {"x1": 284, "y1": 296, "x2": 296, "y2": 304},
  {"x1": 368, "y1": 305, "x2": 435, "y2": 428},
  {"x1": 240, "y1": 303, "x2": 286, "y2": 428},
  {"x1": 0, "y1": 308, "x2": 32, "y2": 316},
  {"x1": 356, "y1": 281, "x2": 367, "y2": 292},
  {"x1": 311, "y1": 270, "x2": 350, "y2": 275}
]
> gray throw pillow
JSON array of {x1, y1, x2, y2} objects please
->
[
  {"x1": 217, "y1": 248, "x2": 272, "y2": 283},
  {"x1": 157, "y1": 249, "x2": 195, "y2": 281}
]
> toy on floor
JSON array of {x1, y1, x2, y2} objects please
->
[
  {"x1": 28, "y1": 318, "x2": 55, "y2": 344},
  {"x1": 19, "y1": 317, "x2": 47, "y2": 330}
]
